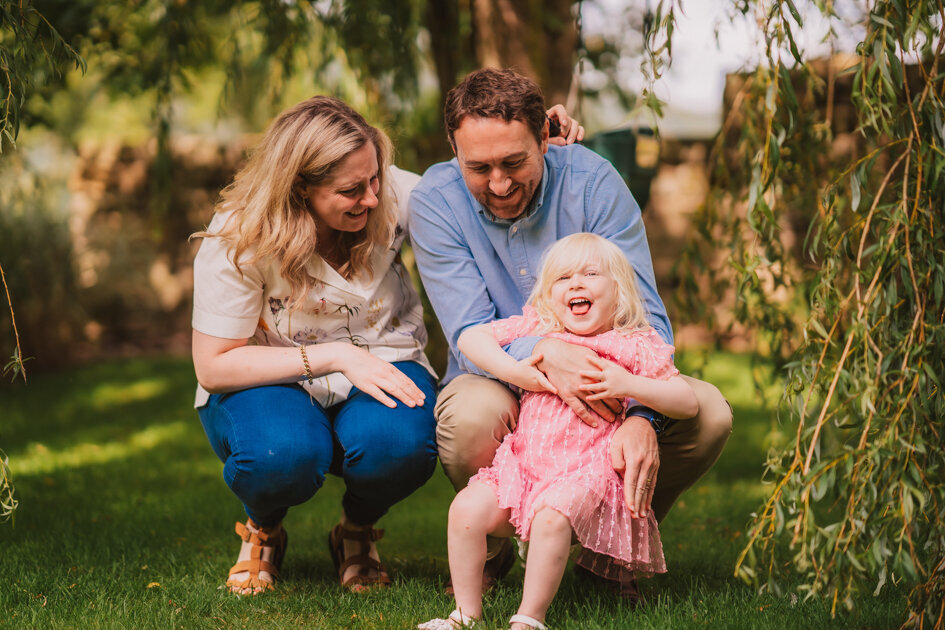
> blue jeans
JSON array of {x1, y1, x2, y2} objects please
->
[{"x1": 198, "y1": 360, "x2": 437, "y2": 527}]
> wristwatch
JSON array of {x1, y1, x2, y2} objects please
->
[{"x1": 625, "y1": 405, "x2": 675, "y2": 436}]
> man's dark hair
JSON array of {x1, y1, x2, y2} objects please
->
[{"x1": 444, "y1": 67, "x2": 547, "y2": 146}]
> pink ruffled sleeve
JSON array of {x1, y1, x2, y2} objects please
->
[
  {"x1": 625, "y1": 328, "x2": 679, "y2": 380},
  {"x1": 491, "y1": 305, "x2": 541, "y2": 346}
]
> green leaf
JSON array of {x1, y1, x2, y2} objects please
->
[
  {"x1": 810, "y1": 318, "x2": 830, "y2": 340},
  {"x1": 784, "y1": 0, "x2": 803, "y2": 26},
  {"x1": 850, "y1": 174, "x2": 861, "y2": 212}
]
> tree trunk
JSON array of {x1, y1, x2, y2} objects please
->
[
  {"x1": 425, "y1": 0, "x2": 475, "y2": 115},
  {"x1": 470, "y1": 0, "x2": 577, "y2": 106}
]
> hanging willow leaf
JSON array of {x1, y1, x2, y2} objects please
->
[{"x1": 657, "y1": 0, "x2": 945, "y2": 624}]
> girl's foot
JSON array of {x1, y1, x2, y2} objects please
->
[
  {"x1": 226, "y1": 519, "x2": 287, "y2": 595},
  {"x1": 417, "y1": 609, "x2": 479, "y2": 629},
  {"x1": 509, "y1": 614, "x2": 546, "y2": 630}
]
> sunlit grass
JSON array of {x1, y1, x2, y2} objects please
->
[
  {"x1": 87, "y1": 379, "x2": 172, "y2": 410},
  {"x1": 13, "y1": 421, "x2": 189, "y2": 476},
  {"x1": 0, "y1": 353, "x2": 909, "y2": 629}
]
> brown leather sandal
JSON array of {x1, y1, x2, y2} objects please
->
[
  {"x1": 226, "y1": 520, "x2": 288, "y2": 594},
  {"x1": 328, "y1": 522, "x2": 392, "y2": 592}
]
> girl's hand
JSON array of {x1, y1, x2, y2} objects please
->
[
  {"x1": 507, "y1": 354, "x2": 557, "y2": 394},
  {"x1": 333, "y1": 344, "x2": 426, "y2": 409},
  {"x1": 577, "y1": 355, "x2": 633, "y2": 401}
]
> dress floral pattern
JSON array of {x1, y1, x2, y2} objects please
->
[{"x1": 470, "y1": 306, "x2": 675, "y2": 579}]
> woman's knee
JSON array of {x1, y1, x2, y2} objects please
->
[
  {"x1": 346, "y1": 440, "x2": 437, "y2": 491},
  {"x1": 227, "y1": 439, "x2": 332, "y2": 508},
  {"x1": 338, "y1": 416, "x2": 437, "y2": 523}
]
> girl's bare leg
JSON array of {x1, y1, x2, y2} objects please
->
[
  {"x1": 447, "y1": 482, "x2": 515, "y2": 619},
  {"x1": 513, "y1": 507, "x2": 572, "y2": 628}
]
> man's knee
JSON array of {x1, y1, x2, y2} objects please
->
[
  {"x1": 434, "y1": 375, "x2": 518, "y2": 490},
  {"x1": 682, "y1": 374, "x2": 733, "y2": 451},
  {"x1": 652, "y1": 376, "x2": 732, "y2": 522}
]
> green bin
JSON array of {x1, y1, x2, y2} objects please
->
[{"x1": 583, "y1": 127, "x2": 659, "y2": 211}]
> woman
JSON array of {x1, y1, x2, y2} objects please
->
[{"x1": 191, "y1": 95, "x2": 582, "y2": 595}]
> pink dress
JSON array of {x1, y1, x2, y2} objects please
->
[{"x1": 470, "y1": 306, "x2": 676, "y2": 579}]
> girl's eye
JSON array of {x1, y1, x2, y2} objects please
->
[{"x1": 556, "y1": 275, "x2": 570, "y2": 282}]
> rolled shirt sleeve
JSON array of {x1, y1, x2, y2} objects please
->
[
  {"x1": 192, "y1": 216, "x2": 266, "y2": 340},
  {"x1": 409, "y1": 183, "x2": 501, "y2": 378}
]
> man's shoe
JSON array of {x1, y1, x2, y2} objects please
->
[
  {"x1": 573, "y1": 563, "x2": 641, "y2": 604},
  {"x1": 445, "y1": 537, "x2": 516, "y2": 595}
]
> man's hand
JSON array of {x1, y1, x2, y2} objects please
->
[
  {"x1": 535, "y1": 338, "x2": 622, "y2": 427},
  {"x1": 610, "y1": 416, "x2": 659, "y2": 518}
]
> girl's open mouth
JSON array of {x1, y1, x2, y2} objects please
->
[{"x1": 568, "y1": 297, "x2": 591, "y2": 315}]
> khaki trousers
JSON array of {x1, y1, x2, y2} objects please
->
[{"x1": 434, "y1": 374, "x2": 732, "y2": 523}]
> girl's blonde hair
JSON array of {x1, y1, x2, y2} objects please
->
[
  {"x1": 194, "y1": 96, "x2": 396, "y2": 308},
  {"x1": 529, "y1": 233, "x2": 649, "y2": 335}
]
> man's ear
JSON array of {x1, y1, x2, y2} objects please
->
[
  {"x1": 449, "y1": 138, "x2": 457, "y2": 156},
  {"x1": 540, "y1": 118, "x2": 550, "y2": 155}
]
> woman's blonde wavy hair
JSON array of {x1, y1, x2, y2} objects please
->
[
  {"x1": 193, "y1": 96, "x2": 396, "y2": 309},
  {"x1": 529, "y1": 233, "x2": 650, "y2": 335}
]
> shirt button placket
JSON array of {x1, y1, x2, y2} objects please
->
[{"x1": 511, "y1": 222, "x2": 530, "y2": 290}]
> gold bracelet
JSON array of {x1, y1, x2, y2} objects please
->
[{"x1": 299, "y1": 345, "x2": 314, "y2": 384}]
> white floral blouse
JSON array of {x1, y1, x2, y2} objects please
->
[{"x1": 192, "y1": 166, "x2": 434, "y2": 408}]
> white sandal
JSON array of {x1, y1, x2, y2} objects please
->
[
  {"x1": 509, "y1": 614, "x2": 547, "y2": 629},
  {"x1": 417, "y1": 609, "x2": 479, "y2": 629}
]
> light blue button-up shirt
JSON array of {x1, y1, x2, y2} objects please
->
[{"x1": 408, "y1": 143, "x2": 672, "y2": 384}]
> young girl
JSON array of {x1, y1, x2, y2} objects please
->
[{"x1": 419, "y1": 233, "x2": 698, "y2": 630}]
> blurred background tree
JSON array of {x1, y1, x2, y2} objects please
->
[{"x1": 0, "y1": 0, "x2": 647, "y2": 376}]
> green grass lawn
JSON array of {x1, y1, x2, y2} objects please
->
[{"x1": 0, "y1": 353, "x2": 908, "y2": 629}]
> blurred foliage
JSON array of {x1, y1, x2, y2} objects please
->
[
  {"x1": 0, "y1": 449, "x2": 15, "y2": 523},
  {"x1": 1, "y1": 0, "x2": 85, "y2": 381},
  {"x1": 0, "y1": 0, "x2": 84, "y2": 152},
  {"x1": 654, "y1": 0, "x2": 945, "y2": 624},
  {"x1": 0, "y1": 144, "x2": 84, "y2": 371}
]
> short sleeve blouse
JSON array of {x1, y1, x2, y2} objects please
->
[{"x1": 192, "y1": 166, "x2": 435, "y2": 408}]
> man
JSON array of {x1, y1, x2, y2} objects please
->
[{"x1": 408, "y1": 67, "x2": 732, "y2": 597}]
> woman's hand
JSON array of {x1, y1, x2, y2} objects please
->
[
  {"x1": 577, "y1": 355, "x2": 634, "y2": 401},
  {"x1": 333, "y1": 344, "x2": 426, "y2": 409},
  {"x1": 506, "y1": 354, "x2": 557, "y2": 394},
  {"x1": 545, "y1": 104, "x2": 586, "y2": 146}
]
